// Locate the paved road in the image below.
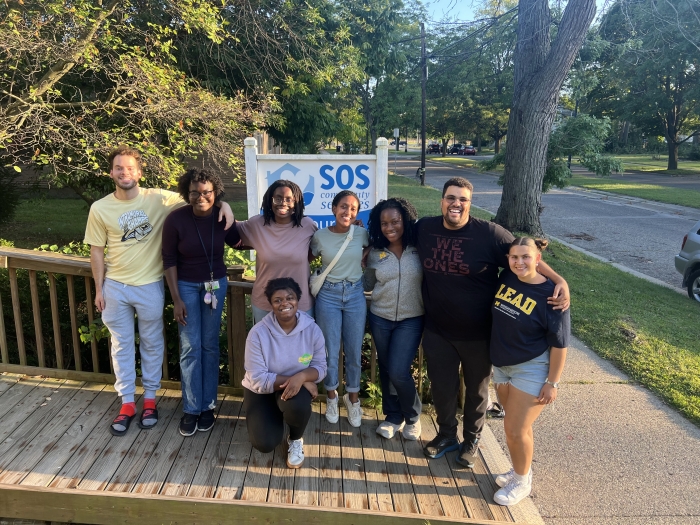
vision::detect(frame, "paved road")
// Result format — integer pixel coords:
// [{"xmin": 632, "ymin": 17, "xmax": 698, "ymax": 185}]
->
[{"xmin": 390, "ymin": 155, "xmax": 700, "ymax": 290}]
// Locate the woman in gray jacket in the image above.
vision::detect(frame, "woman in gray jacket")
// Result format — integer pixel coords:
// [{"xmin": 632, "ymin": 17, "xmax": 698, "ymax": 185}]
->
[{"xmin": 365, "ymin": 198, "xmax": 424, "ymax": 440}]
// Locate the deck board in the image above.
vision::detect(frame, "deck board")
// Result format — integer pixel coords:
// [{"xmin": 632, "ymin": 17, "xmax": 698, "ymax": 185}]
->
[
  {"xmin": 319, "ymin": 399, "xmax": 344, "ymax": 508},
  {"xmin": 339, "ymin": 405, "xmax": 369, "ymax": 510},
  {"xmin": 188, "ymin": 396, "xmax": 243, "ymax": 498},
  {"xmin": 0, "ymin": 380, "xmax": 518, "ymax": 524},
  {"xmin": 0, "ymin": 383, "xmax": 104, "ymax": 485},
  {"xmin": 359, "ymin": 409, "xmax": 393, "ymax": 512},
  {"xmin": 105, "ymin": 394, "xmax": 181, "ymax": 493},
  {"xmin": 131, "ymin": 392, "xmax": 184, "ymax": 495},
  {"xmin": 400, "ymin": 416, "xmax": 445, "ymax": 517},
  {"xmin": 292, "ymin": 401, "xmax": 321, "ymax": 506},
  {"xmin": 214, "ymin": 400, "xmax": 252, "ymax": 500},
  {"xmin": 419, "ymin": 412, "xmax": 470, "ymax": 519},
  {"xmin": 160, "ymin": 398, "xmax": 226, "ymax": 497},
  {"xmin": 21, "ymin": 387, "xmax": 118, "ymax": 487},
  {"xmin": 379, "ymin": 409, "xmax": 420, "ymax": 515}
]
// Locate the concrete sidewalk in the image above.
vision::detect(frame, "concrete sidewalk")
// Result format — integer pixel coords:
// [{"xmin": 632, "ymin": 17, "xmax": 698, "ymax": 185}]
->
[{"xmin": 487, "ymin": 335, "xmax": 700, "ymax": 524}]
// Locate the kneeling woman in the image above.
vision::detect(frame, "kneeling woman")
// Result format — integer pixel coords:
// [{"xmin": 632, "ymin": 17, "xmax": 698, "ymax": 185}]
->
[
  {"xmin": 242, "ymin": 278, "xmax": 327, "ymax": 468},
  {"xmin": 490, "ymin": 237, "xmax": 570, "ymax": 506}
]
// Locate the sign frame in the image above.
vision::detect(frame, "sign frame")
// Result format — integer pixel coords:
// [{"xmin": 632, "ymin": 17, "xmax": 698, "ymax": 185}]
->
[{"xmin": 244, "ymin": 138, "xmax": 389, "ymax": 228}]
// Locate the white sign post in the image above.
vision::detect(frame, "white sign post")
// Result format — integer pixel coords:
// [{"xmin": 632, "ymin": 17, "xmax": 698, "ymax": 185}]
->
[{"xmin": 244, "ymin": 138, "xmax": 389, "ymax": 228}]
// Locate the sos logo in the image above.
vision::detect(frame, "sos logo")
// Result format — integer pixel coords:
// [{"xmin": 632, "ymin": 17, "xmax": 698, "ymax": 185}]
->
[{"xmin": 319, "ymin": 164, "xmax": 370, "ymax": 190}]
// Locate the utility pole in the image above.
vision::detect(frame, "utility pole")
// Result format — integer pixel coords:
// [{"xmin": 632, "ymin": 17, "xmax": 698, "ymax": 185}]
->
[{"xmin": 419, "ymin": 22, "xmax": 427, "ymax": 185}]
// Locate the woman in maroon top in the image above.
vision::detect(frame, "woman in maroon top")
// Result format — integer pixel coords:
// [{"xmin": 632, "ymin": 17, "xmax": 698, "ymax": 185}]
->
[{"xmin": 162, "ymin": 169, "xmax": 240, "ymax": 437}]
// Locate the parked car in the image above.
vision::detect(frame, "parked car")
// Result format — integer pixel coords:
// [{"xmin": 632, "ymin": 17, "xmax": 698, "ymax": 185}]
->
[
  {"xmin": 460, "ymin": 145, "xmax": 476, "ymax": 155},
  {"xmin": 427, "ymin": 143, "xmax": 442, "ymax": 154},
  {"xmin": 390, "ymin": 140, "xmax": 407, "ymax": 146},
  {"xmin": 675, "ymin": 219, "xmax": 700, "ymax": 302},
  {"xmin": 448, "ymin": 143, "xmax": 463, "ymax": 154}
]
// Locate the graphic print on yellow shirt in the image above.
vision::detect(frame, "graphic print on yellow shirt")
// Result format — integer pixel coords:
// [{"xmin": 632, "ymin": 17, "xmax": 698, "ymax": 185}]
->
[
  {"xmin": 84, "ymin": 188, "xmax": 184, "ymax": 286},
  {"xmin": 118, "ymin": 209, "xmax": 153, "ymax": 242}
]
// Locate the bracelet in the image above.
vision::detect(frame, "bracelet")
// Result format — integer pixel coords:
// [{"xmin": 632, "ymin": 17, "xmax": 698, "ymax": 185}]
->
[{"xmin": 545, "ymin": 378, "xmax": 559, "ymax": 388}]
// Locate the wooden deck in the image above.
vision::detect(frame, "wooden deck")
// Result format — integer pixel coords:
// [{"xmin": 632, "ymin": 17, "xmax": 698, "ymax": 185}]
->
[{"xmin": 0, "ymin": 373, "xmax": 521, "ymax": 525}]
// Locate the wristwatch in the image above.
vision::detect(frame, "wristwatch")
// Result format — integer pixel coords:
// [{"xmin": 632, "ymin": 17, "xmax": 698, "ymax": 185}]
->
[{"xmin": 545, "ymin": 379, "xmax": 559, "ymax": 388}]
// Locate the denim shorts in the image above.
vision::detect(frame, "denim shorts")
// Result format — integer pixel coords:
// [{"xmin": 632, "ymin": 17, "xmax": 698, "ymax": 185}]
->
[{"xmin": 492, "ymin": 351, "xmax": 550, "ymax": 398}]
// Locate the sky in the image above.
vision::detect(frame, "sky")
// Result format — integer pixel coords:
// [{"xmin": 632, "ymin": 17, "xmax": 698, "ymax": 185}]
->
[{"xmin": 422, "ymin": 0, "xmax": 610, "ymax": 28}]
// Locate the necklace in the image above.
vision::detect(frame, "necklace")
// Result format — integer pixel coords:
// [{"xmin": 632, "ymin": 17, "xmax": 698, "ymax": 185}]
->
[{"xmin": 192, "ymin": 211, "xmax": 217, "ymax": 311}]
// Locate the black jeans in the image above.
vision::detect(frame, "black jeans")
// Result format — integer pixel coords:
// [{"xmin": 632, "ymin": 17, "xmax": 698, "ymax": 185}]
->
[
  {"xmin": 422, "ymin": 329, "xmax": 491, "ymax": 441},
  {"xmin": 243, "ymin": 387, "xmax": 312, "ymax": 453}
]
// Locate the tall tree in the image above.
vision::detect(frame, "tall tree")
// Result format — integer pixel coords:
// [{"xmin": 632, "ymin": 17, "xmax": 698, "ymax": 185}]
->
[
  {"xmin": 598, "ymin": 0, "xmax": 700, "ymax": 170},
  {"xmin": 495, "ymin": 0, "xmax": 596, "ymax": 235}
]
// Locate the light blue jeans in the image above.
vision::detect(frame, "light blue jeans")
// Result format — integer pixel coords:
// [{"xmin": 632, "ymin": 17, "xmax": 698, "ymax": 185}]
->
[
  {"xmin": 314, "ymin": 279, "xmax": 366, "ymax": 393},
  {"xmin": 493, "ymin": 350, "xmax": 550, "ymax": 398},
  {"xmin": 178, "ymin": 277, "xmax": 227, "ymax": 415}
]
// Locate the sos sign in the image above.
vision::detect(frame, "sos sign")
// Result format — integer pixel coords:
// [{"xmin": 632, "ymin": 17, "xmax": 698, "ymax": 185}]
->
[{"xmin": 245, "ymin": 140, "xmax": 389, "ymax": 230}]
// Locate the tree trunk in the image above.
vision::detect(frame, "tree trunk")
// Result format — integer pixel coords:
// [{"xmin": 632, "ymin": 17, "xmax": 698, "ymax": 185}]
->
[
  {"xmin": 668, "ymin": 141, "xmax": 679, "ymax": 170},
  {"xmin": 620, "ymin": 121, "xmax": 630, "ymax": 145},
  {"xmin": 477, "ymin": 135, "xmax": 482, "ymax": 152},
  {"xmin": 494, "ymin": 137, "xmax": 501, "ymax": 154},
  {"xmin": 495, "ymin": 0, "xmax": 596, "ymax": 235}
]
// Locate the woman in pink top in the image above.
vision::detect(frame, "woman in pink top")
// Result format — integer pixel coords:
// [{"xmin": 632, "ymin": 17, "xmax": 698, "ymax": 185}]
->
[{"xmin": 236, "ymin": 180, "xmax": 317, "ymax": 322}]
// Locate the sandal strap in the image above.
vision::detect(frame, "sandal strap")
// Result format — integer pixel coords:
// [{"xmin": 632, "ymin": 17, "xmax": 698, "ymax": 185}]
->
[{"xmin": 113, "ymin": 414, "xmax": 132, "ymax": 424}]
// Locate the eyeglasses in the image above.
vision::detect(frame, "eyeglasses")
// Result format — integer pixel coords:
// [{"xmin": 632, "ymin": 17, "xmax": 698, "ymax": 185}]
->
[
  {"xmin": 272, "ymin": 196, "xmax": 295, "ymax": 205},
  {"xmin": 189, "ymin": 190, "xmax": 214, "ymax": 199},
  {"xmin": 443, "ymin": 195, "xmax": 471, "ymax": 204}
]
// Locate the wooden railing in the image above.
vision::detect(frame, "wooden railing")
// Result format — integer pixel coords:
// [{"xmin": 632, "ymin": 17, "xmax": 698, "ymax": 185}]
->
[{"xmin": 0, "ymin": 247, "xmax": 428, "ymax": 399}]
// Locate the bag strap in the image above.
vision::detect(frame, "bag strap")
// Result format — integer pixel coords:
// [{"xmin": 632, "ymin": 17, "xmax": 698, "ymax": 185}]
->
[{"xmin": 317, "ymin": 225, "xmax": 355, "ymax": 281}]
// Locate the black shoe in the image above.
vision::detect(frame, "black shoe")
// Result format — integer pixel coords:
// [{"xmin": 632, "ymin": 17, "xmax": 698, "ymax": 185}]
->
[
  {"xmin": 456, "ymin": 438, "xmax": 479, "ymax": 468},
  {"xmin": 423, "ymin": 435, "xmax": 460, "ymax": 459},
  {"xmin": 179, "ymin": 414, "xmax": 198, "ymax": 437},
  {"xmin": 198, "ymin": 409, "xmax": 216, "ymax": 432}
]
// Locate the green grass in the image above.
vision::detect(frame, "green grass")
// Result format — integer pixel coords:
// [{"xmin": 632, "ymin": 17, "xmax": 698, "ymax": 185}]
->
[
  {"xmin": 569, "ymin": 175, "xmax": 700, "ymax": 209},
  {"xmin": 542, "ymin": 241, "xmax": 700, "ymax": 425},
  {"xmin": 573, "ymin": 154, "xmax": 700, "ymax": 176},
  {"xmin": 387, "ymin": 174, "xmax": 493, "ymax": 221},
  {"xmin": 427, "ymin": 156, "xmax": 481, "ymax": 169},
  {"xmin": 0, "ymin": 198, "xmax": 90, "ymax": 248}
]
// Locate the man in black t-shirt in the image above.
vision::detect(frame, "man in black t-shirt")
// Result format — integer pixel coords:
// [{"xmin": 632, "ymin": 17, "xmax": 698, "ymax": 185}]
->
[{"xmin": 415, "ymin": 177, "xmax": 569, "ymax": 468}]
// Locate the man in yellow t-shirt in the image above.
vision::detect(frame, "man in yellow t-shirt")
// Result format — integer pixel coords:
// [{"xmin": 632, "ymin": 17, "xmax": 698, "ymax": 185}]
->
[{"xmin": 84, "ymin": 145, "xmax": 233, "ymax": 436}]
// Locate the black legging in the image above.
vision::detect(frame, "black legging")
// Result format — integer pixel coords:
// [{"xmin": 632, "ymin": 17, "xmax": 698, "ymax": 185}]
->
[{"xmin": 243, "ymin": 387, "xmax": 312, "ymax": 453}]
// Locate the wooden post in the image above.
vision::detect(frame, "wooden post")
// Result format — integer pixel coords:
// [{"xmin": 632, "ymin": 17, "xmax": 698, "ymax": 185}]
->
[
  {"xmin": 28, "ymin": 270, "xmax": 46, "ymax": 368},
  {"xmin": 227, "ymin": 266, "xmax": 246, "ymax": 388},
  {"xmin": 85, "ymin": 277, "xmax": 100, "ymax": 373},
  {"xmin": 417, "ymin": 341, "xmax": 424, "ymax": 400},
  {"xmin": 162, "ymin": 325, "xmax": 169, "ymax": 380},
  {"xmin": 66, "ymin": 275, "xmax": 81, "ymax": 371},
  {"xmin": 48, "ymin": 273, "xmax": 64, "ymax": 369},
  {"xmin": 8, "ymin": 268, "xmax": 26, "ymax": 365},
  {"xmin": 0, "ymin": 288, "xmax": 8, "ymax": 364}
]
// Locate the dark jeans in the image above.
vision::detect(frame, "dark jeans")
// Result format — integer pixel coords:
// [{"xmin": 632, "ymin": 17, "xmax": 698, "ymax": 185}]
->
[
  {"xmin": 243, "ymin": 387, "xmax": 312, "ymax": 453},
  {"xmin": 422, "ymin": 329, "xmax": 491, "ymax": 441},
  {"xmin": 369, "ymin": 312, "xmax": 423, "ymax": 426}
]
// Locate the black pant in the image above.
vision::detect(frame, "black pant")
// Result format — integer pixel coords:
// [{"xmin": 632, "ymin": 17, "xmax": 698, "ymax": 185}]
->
[
  {"xmin": 243, "ymin": 387, "xmax": 312, "ymax": 453},
  {"xmin": 422, "ymin": 329, "xmax": 491, "ymax": 441}
]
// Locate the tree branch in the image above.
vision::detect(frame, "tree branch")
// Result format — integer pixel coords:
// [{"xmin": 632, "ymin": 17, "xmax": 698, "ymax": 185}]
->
[{"xmin": 7, "ymin": 0, "xmax": 120, "ymax": 115}]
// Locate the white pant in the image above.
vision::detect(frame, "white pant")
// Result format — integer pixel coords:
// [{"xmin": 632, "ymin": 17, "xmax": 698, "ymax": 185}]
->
[{"xmin": 101, "ymin": 278, "xmax": 165, "ymax": 403}]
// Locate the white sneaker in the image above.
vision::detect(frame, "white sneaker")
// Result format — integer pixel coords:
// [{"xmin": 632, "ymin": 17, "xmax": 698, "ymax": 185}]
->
[
  {"xmin": 495, "ymin": 468, "xmax": 532, "ymax": 488},
  {"xmin": 402, "ymin": 420, "xmax": 422, "ymax": 441},
  {"xmin": 343, "ymin": 393, "xmax": 363, "ymax": 427},
  {"xmin": 376, "ymin": 420, "xmax": 404, "ymax": 439},
  {"xmin": 325, "ymin": 396, "xmax": 339, "ymax": 424},
  {"xmin": 287, "ymin": 437, "xmax": 304, "ymax": 469},
  {"xmin": 493, "ymin": 476, "xmax": 532, "ymax": 506}
]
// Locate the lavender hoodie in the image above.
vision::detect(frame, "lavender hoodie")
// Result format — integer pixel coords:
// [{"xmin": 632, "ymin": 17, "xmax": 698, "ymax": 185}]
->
[{"xmin": 242, "ymin": 311, "xmax": 327, "ymax": 394}]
